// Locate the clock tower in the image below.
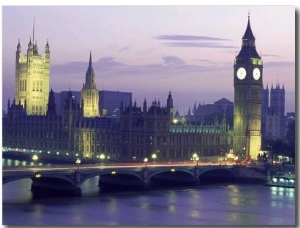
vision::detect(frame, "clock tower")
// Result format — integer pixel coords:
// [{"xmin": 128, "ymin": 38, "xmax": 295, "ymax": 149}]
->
[{"xmin": 233, "ymin": 15, "xmax": 263, "ymax": 159}]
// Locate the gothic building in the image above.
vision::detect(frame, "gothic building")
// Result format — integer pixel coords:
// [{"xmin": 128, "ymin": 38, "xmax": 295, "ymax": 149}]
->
[
  {"xmin": 262, "ymin": 83, "xmax": 286, "ymax": 140},
  {"xmin": 15, "ymin": 27, "xmax": 50, "ymax": 115},
  {"xmin": 4, "ymin": 15, "xmax": 280, "ymax": 162},
  {"xmin": 233, "ymin": 15, "xmax": 263, "ymax": 159},
  {"xmin": 185, "ymin": 98, "xmax": 234, "ymax": 126},
  {"xmin": 80, "ymin": 52, "xmax": 100, "ymax": 117},
  {"xmin": 3, "ymin": 89, "xmax": 233, "ymax": 162},
  {"xmin": 119, "ymin": 92, "xmax": 233, "ymax": 162}
]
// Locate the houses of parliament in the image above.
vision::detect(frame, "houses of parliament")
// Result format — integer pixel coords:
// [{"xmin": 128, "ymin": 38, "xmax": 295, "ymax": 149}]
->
[{"xmin": 2, "ymin": 16, "xmax": 286, "ymax": 162}]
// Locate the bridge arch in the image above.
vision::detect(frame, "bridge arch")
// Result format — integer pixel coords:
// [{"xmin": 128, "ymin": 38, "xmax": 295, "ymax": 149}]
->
[
  {"xmin": 80, "ymin": 170, "xmax": 144, "ymax": 186},
  {"xmin": 197, "ymin": 168, "xmax": 236, "ymax": 184},
  {"xmin": 147, "ymin": 169, "xmax": 194, "ymax": 180},
  {"xmin": 147, "ymin": 168, "xmax": 196, "ymax": 186},
  {"xmin": 32, "ymin": 174, "xmax": 75, "ymax": 185}
]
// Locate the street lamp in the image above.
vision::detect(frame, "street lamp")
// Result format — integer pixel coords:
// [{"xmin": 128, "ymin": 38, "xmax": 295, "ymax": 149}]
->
[
  {"xmin": 133, "ymin": 156, "xmax": 136, "ymax": 163},
  {"xmin": 32, "ymin": 154, "xmax": 38, "ymax": 166},
  {"xmin": 99, "ymin": 153, "xmax": 105, "ymax": 164},
  {"xmin": 151, "ymin": 153, "xmax": 157, "ymax": 163},
  {"xmin": 192, "ymin": 153, "xmax": 199, "ymax": 166},
  {"xmin": 144, "ymin": 157, "xmax": 148, "ymax": 167},
  {"xmin": 192, "ymin": 153, "xmax": 197, "ymax": 161},
  {"xmin": 76, "ymin": 158, "xmax": 81, "ymax": 170}
]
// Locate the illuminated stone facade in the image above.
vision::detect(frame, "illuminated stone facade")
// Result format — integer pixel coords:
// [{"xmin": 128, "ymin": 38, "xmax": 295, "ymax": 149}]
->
[
  {"xmin": 15, "ymin": 36, "xmax": 50, "ymax": 115},
  {"xmin": 233, "ymin": 16, "xmax": 262, "ymax": 159},
  {"xmin": 81, "ymin": 52, "xmax": 100, "ymax": 118},
  {"xmin": 119, "ymin": 94, "xmax": 233, "ymax": 162},
  {"xmin": 3, "ymin": 91, "xmax": 233, "ymax": 162}
]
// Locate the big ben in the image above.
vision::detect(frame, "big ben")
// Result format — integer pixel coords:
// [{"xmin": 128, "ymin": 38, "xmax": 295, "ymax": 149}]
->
[{"xmin": 233, "ymin": 14, "xmax": 262, "ymax": 159}]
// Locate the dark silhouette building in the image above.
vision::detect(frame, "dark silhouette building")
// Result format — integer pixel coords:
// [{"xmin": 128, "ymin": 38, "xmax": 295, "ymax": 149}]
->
[{"xmin": 261, "ymin": 84, "xmax": 286, "ymax": 140}]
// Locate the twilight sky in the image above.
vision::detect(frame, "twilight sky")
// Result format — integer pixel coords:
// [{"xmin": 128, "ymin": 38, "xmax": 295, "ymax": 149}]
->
[{"xmin": 1, "ymin": 4, "xmax": 295, "ymax": 115}]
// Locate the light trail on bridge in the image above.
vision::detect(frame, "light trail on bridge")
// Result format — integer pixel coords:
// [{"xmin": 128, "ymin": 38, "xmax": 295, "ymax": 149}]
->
[{"xmin": 2, "ymin": 161, "xmax": 236, "ymax": 175}]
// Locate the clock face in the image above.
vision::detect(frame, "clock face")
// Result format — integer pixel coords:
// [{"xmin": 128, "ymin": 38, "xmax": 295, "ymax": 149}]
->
[
  {"xmin": 236, "ymin": 67, "xmax": 246, "ymax": 80},
  {"xmin": 253, "ymin": 68, "xmax": 261, "ymax": 80}
]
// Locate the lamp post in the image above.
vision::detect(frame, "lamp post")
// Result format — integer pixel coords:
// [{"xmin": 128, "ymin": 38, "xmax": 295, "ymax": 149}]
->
[
  {"xmin": 100, "ymin": 153, "xmax": 105, "ymax": 164},
  {"xmin": 32, "ymin": 154, "xmax": 38, "ymax": 166},
  {"xmin": 133, "ymin": 156, "xmax": 136, "ymax": 163},
  {"xmin": 192, "ymin": 153, "xmax": 199, "ymax": 166},
  {"xmin": 144, "ymin": 157, "xmax": 148, "ymax": 168},
  {"xmin": 195, "ymin": 156, "xmax": 199, "ymax": 166},
  {"xmin": 76, "ymin": 158, "xmax": 81, "ymax": 170},
  {"xmin": 151, "ymin": 153, "xmax": 157, "ymax": 163}
]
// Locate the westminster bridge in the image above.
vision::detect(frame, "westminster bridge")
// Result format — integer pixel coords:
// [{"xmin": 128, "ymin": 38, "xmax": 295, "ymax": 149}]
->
[{"xmin": 2, "ymin": 163, "xmax": 267, "ymax": 197}]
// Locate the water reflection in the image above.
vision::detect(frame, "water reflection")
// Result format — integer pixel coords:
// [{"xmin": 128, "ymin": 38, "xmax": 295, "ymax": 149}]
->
[
  {"xmin": 2, "ymin": 160, "xmax": 296, "ymax": 226},
  {"xmin": 3, "ymin": 158, "xmax": 31, "ymax": 167}
]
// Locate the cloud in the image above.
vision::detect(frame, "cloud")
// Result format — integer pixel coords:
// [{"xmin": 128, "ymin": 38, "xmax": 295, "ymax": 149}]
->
[
  {"xmin": 162, "ymin": 56, "xmax": 185, "ymax": 65},
  {"xmin": 262, "ymin": 54, "xmax": 283, "ymax": 58},
  {"xmin": 264, "ymin": 61, "xmax": 295, "ymax": 68},
  {"xmin": 119, "ymin": 46, "xmax": 131, "ymax": 52},
  {"xmin": 154, "ymin": 34, "xmax": 237, "ymax": 49},
  {"xmin": 193, "ymin": 59, "xmax": 211, "ymax": 62},
  {"xmin": 49, "ymin": 55, "xmax": 231, "ymax": 93},
  {"xmin": 138, "ymin": 48, "xmax": 156, "ymax": 55},
  {"xmin": 154, "ymin": 35, "xmax": 230, "ymax": 41},
  {"xmin": 164, "ymin": 42, "xmax": 237, "ymax": 49}
]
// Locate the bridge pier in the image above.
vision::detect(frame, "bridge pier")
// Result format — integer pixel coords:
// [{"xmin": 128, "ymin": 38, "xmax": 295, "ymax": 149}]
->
[
  {"xmin": 194, "ymin": 166, "xmax": 200, "ymax": 185},
  {"xmin": 73, "ymin": 170, "xmax": 82, "ymax": 196},
  {"xmin": 142, "ymin": 167, "xmax": 149, "ymax": 189},
  {"xmin": 30, "ymin": 170, "xmax": 83, "ymax": 197}
]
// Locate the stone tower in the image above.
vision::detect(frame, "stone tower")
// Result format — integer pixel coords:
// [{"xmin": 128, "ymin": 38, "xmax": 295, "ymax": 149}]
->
[
  {"xmin": 233, "ymin": 14, "xmax": 263, "ymax": 159},
  {"xmin": 80, "ymin": 52, "xmax": 100, "ymax": 117},
  {"xmin": 15, "ymin": 22, "xmax": 50, "ymax": 115}
]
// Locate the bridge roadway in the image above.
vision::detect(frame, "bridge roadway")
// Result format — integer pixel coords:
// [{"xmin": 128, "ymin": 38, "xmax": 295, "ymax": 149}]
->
[{"xmin": 2, "ymin": 162, "xmax": 265, "ymax": 197}]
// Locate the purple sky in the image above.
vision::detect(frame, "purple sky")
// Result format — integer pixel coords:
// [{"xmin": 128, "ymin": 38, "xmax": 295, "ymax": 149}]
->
[{"xmin": 1, "ymin": 4, "xmax": 295, "ymax": 115}]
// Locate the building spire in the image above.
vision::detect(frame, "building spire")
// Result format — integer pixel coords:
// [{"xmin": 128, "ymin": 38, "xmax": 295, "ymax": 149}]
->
[
  {"xmin": 242, "ymin": 13, "xmax": 255, "ymax": 41},
  {"xmin": 84, "ymin": 51, "xmax": 95, "ymax": 88},
  {"xmin": 236, "ymin": 13, "xmax": 260, "ymax": 59},
  {"xmin": 89, "ymin": 51, "xmax": 92, "ymax": 69},
  {"xmin": 33, "ymin": 17, "xmax": 35, "ymax": 42}
]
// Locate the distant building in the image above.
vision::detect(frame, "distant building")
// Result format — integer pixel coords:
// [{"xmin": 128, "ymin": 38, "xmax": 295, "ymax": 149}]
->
[
  {"xmin": 286, "ymin": 112, "xmax": 295, "ymax": 123},
  {"xmin": 185, "ymin": 98, "xmax": 233, "ymax": 126},
  {"xmin": 54, "ymin": 90, "xmax": 132, "ymax": 118},
  {"xmin": 54, "ymin": 91, "xmax": 81, "ymax": 115},
  {"xmin": 99, "ymin": 90, "xmax": 132, "ymax": 117},
  {"xmin": 262, "ymin": 84, "xmax": 286, "ymax": 140}
]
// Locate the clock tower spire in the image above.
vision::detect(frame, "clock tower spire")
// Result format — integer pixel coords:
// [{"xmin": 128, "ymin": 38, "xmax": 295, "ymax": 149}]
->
[{"xmin": 233, "ymin": 14, "xmax": 263, "ymax": 159}]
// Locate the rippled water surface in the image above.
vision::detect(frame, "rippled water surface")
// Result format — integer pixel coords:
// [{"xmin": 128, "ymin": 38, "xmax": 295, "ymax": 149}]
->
[{"xmin": 2, "ymin": 176, "xmax": 296, "ymax": 226}]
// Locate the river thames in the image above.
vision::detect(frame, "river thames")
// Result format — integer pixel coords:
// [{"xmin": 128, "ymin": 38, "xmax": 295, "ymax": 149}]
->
[{"xmin": 2, "ymin": 159, "xmax": 296, "ymax": 226}]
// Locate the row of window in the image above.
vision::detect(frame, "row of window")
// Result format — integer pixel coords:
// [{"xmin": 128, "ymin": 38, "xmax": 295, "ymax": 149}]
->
[{"xmin": 32, "ymin": 80, "xmax": 43, "ymax": 92}]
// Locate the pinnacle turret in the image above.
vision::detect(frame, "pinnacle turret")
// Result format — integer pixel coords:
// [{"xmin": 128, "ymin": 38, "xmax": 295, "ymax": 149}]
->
[
  {"xmin": 242, "ymin": 14, "xmax": 255, "ymax": 41},
  {"xmin": 236, "ymin": 14, "xmax": 260, "ymax": 59},
  {"xmin": 84, "ymin": 51, "xmax": 95, "ymax": 87}
]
